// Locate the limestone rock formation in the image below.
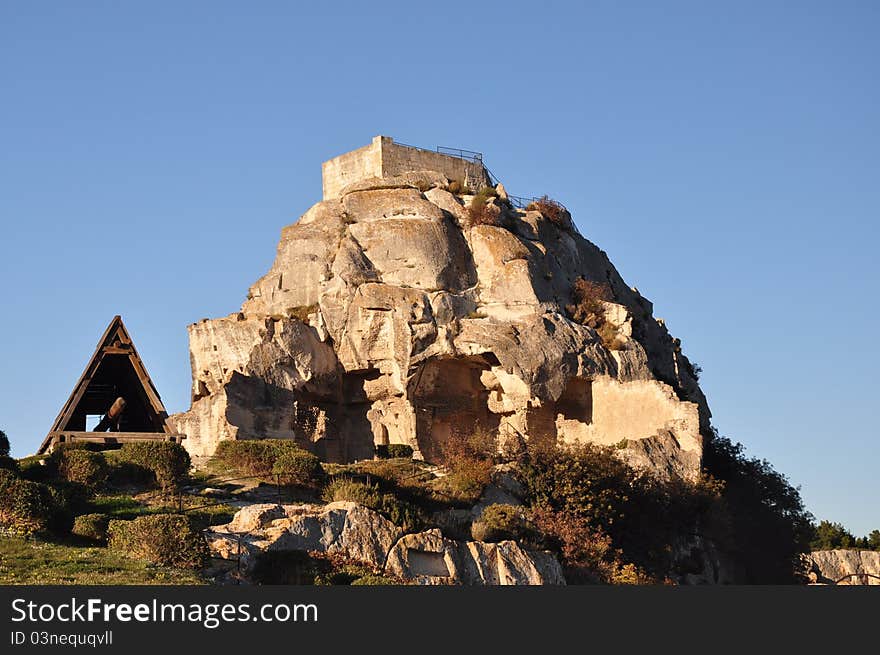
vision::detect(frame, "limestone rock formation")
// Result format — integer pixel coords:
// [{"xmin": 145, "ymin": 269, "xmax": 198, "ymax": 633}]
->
[
  {"xmin": 804, "ymin": 550, "xmax": 880, "ymax": 585},
  {"xmin": 170, "ymin": 139, "xmax": 710, "ymax": 479},
  {"xmin": 208, "ymin": 502, "xmax": 402, "ymax": 572},
  {"xmin": 207, "ymin": 502, "xmax": 563, "ymax": 585},
  {"xmin": 384, "ymin": 528, "xmax": 564, "ymax": 585}
]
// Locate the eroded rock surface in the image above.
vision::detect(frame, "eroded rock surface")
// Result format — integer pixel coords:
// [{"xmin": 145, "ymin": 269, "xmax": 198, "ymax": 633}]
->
[
  {"xmin": 171, "ymin": 161, "xmax": 710, "ymax": 478},
  {"xmin": 207, "ymin": 502, "xmax": 563, "ymax": 585},
  {"xmin": 804, "ymin": 550, "xmax": 880, "ymax": 585}
]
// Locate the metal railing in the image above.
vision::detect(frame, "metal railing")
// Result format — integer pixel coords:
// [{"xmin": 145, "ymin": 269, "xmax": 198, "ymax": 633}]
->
[
  {"xmin": 392, "ymin": 140, "xmax": 484, "ymax": 164},
  {"xmin": 437, "ymin": 146, "xmax": 483, "ymax": 162},
  {"xmin": 388, "ymin": 142, "xmax": 568, "ymax": 213}
]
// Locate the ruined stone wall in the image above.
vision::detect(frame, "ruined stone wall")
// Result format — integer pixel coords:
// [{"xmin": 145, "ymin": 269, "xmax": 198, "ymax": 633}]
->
[
  {"xmin": 321, "ymin": 139, "xmax": 382, "ymax": 199},
  {"xmin": 377, "ymin": 138, "xmax": 490, "ymax": 191},
  {"xmin": 321, "ymin": 136, "xmax": 491, "ymax": 200}
]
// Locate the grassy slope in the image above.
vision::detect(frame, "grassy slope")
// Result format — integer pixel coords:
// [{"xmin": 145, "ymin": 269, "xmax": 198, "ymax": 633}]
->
[{"xmin": 0, "ymin": 537, "xmax": 205, "ymax": 585}]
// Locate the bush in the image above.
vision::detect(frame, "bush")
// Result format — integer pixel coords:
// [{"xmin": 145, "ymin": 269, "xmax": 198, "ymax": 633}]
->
[
  {"xmin": 117, "ymin": 442, "xmax": 190, "ymax": 490},
  {"xmin": 520, "ymin": 441, "xmax": 722, "ymax": 577},
  {"xmin": 437, "ymin": 427, "xmax": 497, "ymax": 503},
  {"xmin": 322, "ymin": 478, "xmax": 422, "ymax": 531},
  {"xmin": 377, "ymin": 494, "xmax": 422, "ymax": 532},
  {"xmin": 526, "ymin": 195, "xmax": 570, "ymax": 229},
  {"xmin": 272, "ymin": 449, "xmax": 323, "ymax": 486},
  {"xmin": 0, "ymin": 469, "xmax": 57, "ymax": 536},
  {"xmin": 55, "ymin": 449, "xmax": 109, "ymax": 491},
  {"xmin": 468, "ymin": 187, "xmax": 504, "ymax": 227},
  {"xmin": 322, "ymin": 478, "xmax": 383, "ymax": 508},
  {"xmin": 596, "ymin": 322, "xmax": 626, "ymax": 350},
  {"xmin": 471, "ymin": 503, "xmax": 532, "ymax": 543},
  {"xmin": 47, "ymin": 481, "xmax": 92, "ymax": 532},
  {"xmin": 72, "ymin": 513, "xmax": 110, "ymax": 543},
  {"xmin": 213, "ymin": 439, "xmax": 307, "ymax": 478},
  {"xmin": 351, "ymin": 575, "xmax": 400, "ymax": 585},
  {"xmin": 531, "ymin": 507, "xmax": 655, "ymax": 584},
  {"xmin": 380, "ymin": 444, "xmax": 414, "ymax": 459},
  {"xmin": 566, "ymin": 277, "xmax": 611, "ymax": 329},
  {"xmin": 447, "ymin": 180, "xmax": 470, "ymax": 195},
  {"xmin": 108, "ymin": 514, "xmax": 209, "ymax": 568},
  {"xmin": 0, "ymin": 428, "xmax": 9, "ymax": 457},
  {"xmin": 287, "ymin": 304, "xmax": 318, "ymax": 323},
  {"xmin": 0, "ymin": 455, "xmax": 19, "ymax": 473}
]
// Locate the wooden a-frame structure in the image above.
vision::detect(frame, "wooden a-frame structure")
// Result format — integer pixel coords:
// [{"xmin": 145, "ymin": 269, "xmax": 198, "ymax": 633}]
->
[{"xmin": 38, "ymin": 316, "xmax": 183, "ymax": 454}]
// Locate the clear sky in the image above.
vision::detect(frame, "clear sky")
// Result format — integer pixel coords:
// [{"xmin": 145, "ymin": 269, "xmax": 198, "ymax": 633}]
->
[{"xmin": 1, "ymin": 1, "xmax": 877, "ymax": 536}]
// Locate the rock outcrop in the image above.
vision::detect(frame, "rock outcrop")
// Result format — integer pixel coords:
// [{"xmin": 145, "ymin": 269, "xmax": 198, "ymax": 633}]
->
[
  {"xmin": 171, "ymin": 140, "xmax": 710, "ymax": 479},
  {"xmin": 804, "ymin": 550, "xmax": 880, "ymax": 585},
  {"xmin": 207, "ymin": 502, "xmax": 563, "ymax": 585},
  {"xmin": 384, "ymin": 528, "xmax": 564, "ymax": 585}
]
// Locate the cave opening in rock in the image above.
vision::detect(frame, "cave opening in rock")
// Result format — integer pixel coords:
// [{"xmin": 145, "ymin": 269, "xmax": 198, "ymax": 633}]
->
[
  {"xmin": 409, "ymin": 356, "xmax": 500, "ymax": 462},
  {"xmin": 556, "ymin": 377, "xmax": 593, "ymax": 424}
]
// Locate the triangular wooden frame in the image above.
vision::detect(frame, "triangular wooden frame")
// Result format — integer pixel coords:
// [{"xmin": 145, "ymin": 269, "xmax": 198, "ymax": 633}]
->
[{"xmin": 38, "ymin": 316, "xmax": 174, "ymax": 454}]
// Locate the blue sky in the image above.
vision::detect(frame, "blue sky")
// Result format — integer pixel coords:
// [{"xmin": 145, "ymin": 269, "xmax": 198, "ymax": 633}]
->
[{"xmin": 1, "ymin": 1, "xmax": 877, "ymax": 536}]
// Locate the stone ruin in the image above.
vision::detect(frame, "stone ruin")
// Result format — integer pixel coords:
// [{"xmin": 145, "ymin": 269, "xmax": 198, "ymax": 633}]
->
[{"xmin": 170, "ymin": 136, "xmax": 710, "ymax": 479}]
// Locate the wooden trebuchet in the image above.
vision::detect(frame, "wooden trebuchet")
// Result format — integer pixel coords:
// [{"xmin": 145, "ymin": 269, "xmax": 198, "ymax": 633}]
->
[{"xmin": 94, "ymin": 397, "xmax": 126, "ymax": 432}]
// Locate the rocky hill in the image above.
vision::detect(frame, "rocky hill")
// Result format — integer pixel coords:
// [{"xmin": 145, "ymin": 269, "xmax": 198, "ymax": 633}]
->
[
  {"xmin": 805, "ymin": 550, "xmax": 880, "ymax": 585},
  {"xmin": 170, "ymin": 141, "xmax": 710, "ymax": 481}
]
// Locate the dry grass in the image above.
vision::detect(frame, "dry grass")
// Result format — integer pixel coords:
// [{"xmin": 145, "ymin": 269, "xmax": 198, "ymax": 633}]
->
[{"xmin": 526, "ymin": 195, "xmax": 569, "ymax": 228}]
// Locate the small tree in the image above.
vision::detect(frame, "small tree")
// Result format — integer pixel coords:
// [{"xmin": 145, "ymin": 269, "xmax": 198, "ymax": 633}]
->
[
  {"xmin": 0, "ymin": 429, "xmax": 9, "ymax": 457},
  {"xmin": 810, "ymin": 520, "xmax": 856, "ymax": 550}
]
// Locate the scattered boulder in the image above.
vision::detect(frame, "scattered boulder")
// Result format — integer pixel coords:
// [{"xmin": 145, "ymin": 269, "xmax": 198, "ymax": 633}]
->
[
  {"xmin": 384, "ymin": 528, "xmax": 564, "ymax": 586},
  {"xmin": 208, "ymin": 502, "xmax": 564, "ymax": 586}
]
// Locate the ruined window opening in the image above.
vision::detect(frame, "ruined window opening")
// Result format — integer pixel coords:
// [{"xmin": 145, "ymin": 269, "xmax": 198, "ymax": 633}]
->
[{"xmin": 556, "ymin": 378, "xmax": 593, "ymax": 424}]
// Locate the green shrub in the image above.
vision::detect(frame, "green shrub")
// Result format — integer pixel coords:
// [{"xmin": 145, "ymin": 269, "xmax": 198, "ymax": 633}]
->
[
  {"xmin": 117, "ymin": 442, "xmax": 190, "ymax": 490},
  {"xmin": 47, "ymin": 481, "xmax": 91, "ymax": 532},
  {"xmin": 383, "ymin": 444, "xmax": 414, "ymax": 459},
  {"xmin": 72, "ymin": 513, "xmax": 110, "ymax": 543},
  {"xmin": 468, "ymin": 187, "xmax": 504, "ymax": 227},
  {"xmin": 322, "ymin": 478, "xmax": 383, "ymax": 508},
  {"xmin": 56, "ymin": 449, "xmax": 109, "ymax": 491},
  {"xmin": 378, "ymin": 494, "xmax": 422, "ymax": 532},
  {"xmin": 108, "ymin": 514, "xmax": 209, "ymax": 568},
  {"xmin": 471, "ymin": 503, "xmax": 531, "ymax": 542},
  {"xmin": 322, "ymin": 478, "xmax": 422, "ymax": 530},
  {"xmin": 272, "ymin": 449, "xmax": 322, "ymax": 486},
  {"xmin": 0, "ymin": 428, "xmax": 9, "ymax": 457},
  {"xmin": 213, "ymin": 439, "xmax": 307, "ymax": 478},
  {"xmin": 0, "ymin": 469, "xmax": 57, "ymax": 536},
  {"xmin": 351, "ymin": 575, "xmax": 401, "ymax": 585},
  {"xmin": 0, "ymin": 455, "xmax": 19, "ymax": 472}
]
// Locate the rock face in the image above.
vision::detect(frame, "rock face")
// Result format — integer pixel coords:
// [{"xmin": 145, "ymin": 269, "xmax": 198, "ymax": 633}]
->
[
  {"xmin": 384, "ymin": 528, "xmax": 564, "ymax": 585},
  {"xmin": 170, "ymin": 138, "xmax": 710, "ymax": 479},
  {"xmin": 804, "ymin": 550, "xmax": 880, "ymax": 585},
  {"xmin": 207, "ymin": 502, "xmax": 563, "ymax": 585}
]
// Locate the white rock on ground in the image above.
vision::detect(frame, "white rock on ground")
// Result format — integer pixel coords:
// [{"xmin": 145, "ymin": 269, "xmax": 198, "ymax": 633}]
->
[{"xmin": 207, "ymin": 502, "xmax": 564, "ymax": 586}]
